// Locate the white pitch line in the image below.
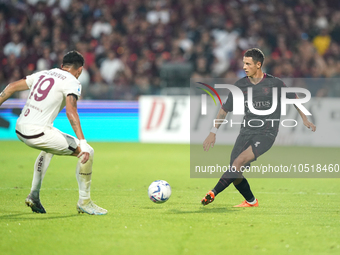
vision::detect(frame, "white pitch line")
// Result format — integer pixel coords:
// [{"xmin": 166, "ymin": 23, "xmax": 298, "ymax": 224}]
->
[{"xmin": 0, "ymin": 187, "xmax": 337, "ymax": 195}]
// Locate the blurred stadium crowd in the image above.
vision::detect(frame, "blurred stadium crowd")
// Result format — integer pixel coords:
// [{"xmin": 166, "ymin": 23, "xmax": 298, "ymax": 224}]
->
[{"xmin": 1, "ymin": 0, "xmax": 340, "ymax": 99}]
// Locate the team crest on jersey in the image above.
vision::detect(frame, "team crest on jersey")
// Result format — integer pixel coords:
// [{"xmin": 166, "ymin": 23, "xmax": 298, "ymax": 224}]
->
[{"xmin": 262, "ymin": 87, "xmax": 270, "ymax": 95}]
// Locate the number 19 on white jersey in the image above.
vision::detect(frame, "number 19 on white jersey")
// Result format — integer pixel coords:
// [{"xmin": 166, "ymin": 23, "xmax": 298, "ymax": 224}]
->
[{"xmin": 17, "ymin": 68, "xmax": 82, "ymax": 128}]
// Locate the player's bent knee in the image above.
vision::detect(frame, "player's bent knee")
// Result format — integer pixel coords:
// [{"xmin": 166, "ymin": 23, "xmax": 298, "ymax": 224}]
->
[
  {"xmin": 38, "ymin": 151, "xmax": 53, "ymax": 158},
  {"xmin": 39, "ymin": 151, "xmax": 47, "ymax": 156},
  {"xmin": 233, "ymin": 157, "xmax": 244, "ymax": 168},
  {"xmin": 233, "ymin": 156, "xmax": 249, "ymax": 169},
  {"xmin": 234, "ymin": 150, "xmax": 255, "ymax": 167}
]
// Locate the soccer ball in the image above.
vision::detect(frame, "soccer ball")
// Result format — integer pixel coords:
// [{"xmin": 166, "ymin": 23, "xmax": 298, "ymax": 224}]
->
[{"xmin": 148, "ymin": 180, "xmax": 171, "ymax": 203}]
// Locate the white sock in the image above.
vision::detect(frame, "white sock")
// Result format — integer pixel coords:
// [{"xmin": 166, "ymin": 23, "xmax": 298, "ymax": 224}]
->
[
  {"xmin": 247, "ymin": 198, "xmax": 257, "ymax": 205},
  {"xmin": 30, "ymin": 151, "xmax": 53, "ymax": 199},
  {"xmin": 76, "ymin": 148, "xmax": 94, "ymax": 204}
]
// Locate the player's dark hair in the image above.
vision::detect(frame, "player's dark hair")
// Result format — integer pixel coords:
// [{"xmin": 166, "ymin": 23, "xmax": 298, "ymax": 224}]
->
[
  {"xmin": 244, "ymin": 48, "xmax": 265, "ymax": 67},
  {"xmin": 62, "ymin": 51, "xmax": 84, "ymax": 69}
]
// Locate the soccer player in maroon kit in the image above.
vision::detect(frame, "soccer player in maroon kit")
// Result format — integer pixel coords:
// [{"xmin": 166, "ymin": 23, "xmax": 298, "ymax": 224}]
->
[{"xmin": 201, "ymin": 48, "xmax": 316, "ymax": 207}]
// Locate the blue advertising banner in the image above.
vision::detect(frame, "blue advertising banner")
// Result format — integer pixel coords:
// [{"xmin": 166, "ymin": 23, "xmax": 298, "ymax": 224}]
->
[{"xmin": 0, "ymin": 100, "xmax": 139, "ymax": 142}]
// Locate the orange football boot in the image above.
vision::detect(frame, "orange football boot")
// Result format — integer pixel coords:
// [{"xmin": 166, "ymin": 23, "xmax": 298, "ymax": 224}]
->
[
  {"xmin": 201, "ymin": 190, "xmax": 215, "ymax": 206},
  {"xmin": 233, "ymin": 199, "xmax": 259, "ymax": 207}
]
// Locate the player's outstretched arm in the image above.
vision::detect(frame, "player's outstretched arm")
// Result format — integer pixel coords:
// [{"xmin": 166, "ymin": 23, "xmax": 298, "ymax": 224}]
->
[
  {"xmin": 294, "ymin": 105, "xmax": 316, "ymax": 132},
  {"xmin": 0, "ymin": 79, "xmax": 29, "ymax": 106},
  {"xmin": 203, "ymin": 108, "xmax": 228, "ymax": 152},
  {"xmin": 66, "ymin": 94, "xmax": 91, "ymax": 163}
]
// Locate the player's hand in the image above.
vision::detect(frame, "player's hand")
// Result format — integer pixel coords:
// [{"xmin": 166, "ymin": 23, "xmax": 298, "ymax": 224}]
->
[
  {"xmin": 203, "ymin": 133, "xmax": 216, "ymax": 152},
  {"xmin": 303, "ymin": 118, "xmax": 316, "ymax": 132},
  {"xmin": 78, "ymin": 139, "xmax": 91, "ymax": 163}
]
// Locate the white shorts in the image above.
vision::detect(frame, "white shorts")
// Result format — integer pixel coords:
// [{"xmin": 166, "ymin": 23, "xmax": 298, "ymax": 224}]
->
[{"xmin": 16, "ymin": 124, "xmax": 79, "ymax": 155}]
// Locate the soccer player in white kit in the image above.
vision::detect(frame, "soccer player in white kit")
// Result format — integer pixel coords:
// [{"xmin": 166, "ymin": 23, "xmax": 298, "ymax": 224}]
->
[{"xmin": 0, "ymin": 51, "xmax": 107, "ymax": 215}]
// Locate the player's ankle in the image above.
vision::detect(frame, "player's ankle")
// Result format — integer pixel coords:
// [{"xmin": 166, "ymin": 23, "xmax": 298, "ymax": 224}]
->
[
  {"xmin": 30, "ymin": 191, "xmax": 40, "ymax": 200},
  {"xmin": 78, "ymin": 198, "xmax": 91, "ymax": 205},
  {"xmin": 247, "ymin": 198, "xmax": 257, "ymax": 205}
]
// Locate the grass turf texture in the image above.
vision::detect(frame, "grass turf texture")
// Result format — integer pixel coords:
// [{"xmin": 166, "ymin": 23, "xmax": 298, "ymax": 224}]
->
[{"xmin": 0, "ymin": 141, "xmax": 340, "ymax": 255}]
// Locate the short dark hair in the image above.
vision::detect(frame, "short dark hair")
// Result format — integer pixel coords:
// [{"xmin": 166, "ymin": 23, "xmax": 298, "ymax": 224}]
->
[
  {"xmin": 244, "ymin": 48, "xmax": 265, "ymax": 67},
  {"xmin": 62, "ymin": 51, "xmax": 84, "ymax": 69}
]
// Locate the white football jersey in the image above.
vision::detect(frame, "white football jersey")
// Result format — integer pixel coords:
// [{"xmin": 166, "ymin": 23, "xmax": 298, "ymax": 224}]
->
[{"xmin": 17, "ymin": 68, "xmax": 82, "ymax": 128}]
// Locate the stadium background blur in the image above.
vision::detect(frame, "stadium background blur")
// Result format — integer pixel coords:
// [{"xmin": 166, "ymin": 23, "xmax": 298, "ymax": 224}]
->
[
  {"xmin": 1, "ymin": 2, "xmax": 340, "ymax": 254},
  {"xmin": 1, "ymin": 0, "xmax": 340, "ymax": 100}
]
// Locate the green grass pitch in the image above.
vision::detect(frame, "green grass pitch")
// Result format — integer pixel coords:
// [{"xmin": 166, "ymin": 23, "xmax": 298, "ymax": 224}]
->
[{"xmin": 1, "ymin": 141, "xmax": 340, "ymax": 255}]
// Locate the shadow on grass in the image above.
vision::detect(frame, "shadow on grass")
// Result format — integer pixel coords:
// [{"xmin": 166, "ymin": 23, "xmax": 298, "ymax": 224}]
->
[
  {"xmin": 0, "ymin": 212, "xmax": 79, "ymax": 221},
  {"xmin": 167, "ymin": 207, "xmax": 237, "ymax": 214},
  {"xmin": 140, "ymin": 206, "xmax": 165, "ymax": 210}
]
